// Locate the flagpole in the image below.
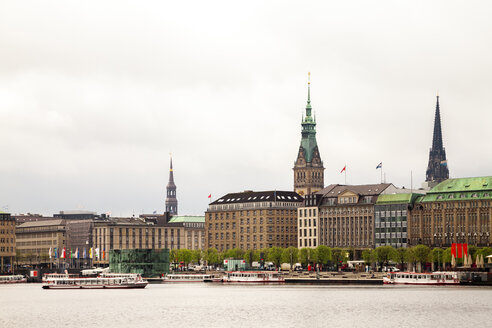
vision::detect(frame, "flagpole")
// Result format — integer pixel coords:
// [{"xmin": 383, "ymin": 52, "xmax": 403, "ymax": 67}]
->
[
  {"xmin": 380, "ymin": 164, "xmax": 383, "ymax": 184},
  {"xmin": 344, "ymin": 164, "xmax": 347, "ymax": 185}
]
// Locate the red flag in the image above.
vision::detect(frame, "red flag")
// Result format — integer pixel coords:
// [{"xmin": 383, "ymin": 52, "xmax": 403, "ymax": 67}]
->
[
  {"xmin": 457, "ymin": 243, "xmax": 463, "ymax": 259},
  {"xmin": 451, "ymin": 243, "xmax": 456, "ymax": 258},
  {"xmin": 463, "ymin": 243, "xmax": 468, "ymax": 257},
  {"xmin": 208, "ymin": 194, "xmax": 211, "ymax": 199},
  {"xmin": 340, "ymin": 166, "xmax": 346, "ymax": 173}
]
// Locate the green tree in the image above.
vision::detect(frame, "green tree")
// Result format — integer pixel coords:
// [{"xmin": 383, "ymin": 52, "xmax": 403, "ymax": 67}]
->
[
  {"xmin": 331, "ymin": 248, "xmax": 344, "ymax": 270},
  {"xmin": 281, "ymin": 247, "xmax": 299, "ymax": 268},
  {"xmin": 268, "ymin": 247, "xmax": 283, "ymax": 268},
  {"xmin": 299, "ymin": 248, "xmax": 312, "ymax": 266},
  {"xmin": 362, "ymin": 249, "xmax": 374, "ymax": 265},
  {"xmin": 243, "ymin": 250, "xmax": 260, "ymax": 265},
  {"xmin": 392, "ymin": 248, "xmax": 407, "ymax": 270},
  {"xmin": 442, "ymin": 247, "xmax": 452, "ymax": 268},
  {"xmin": 191, "ymin": 249, "xmax": 202, "ymax": 264},
  {"xmin": 224, "ymin": 248, "xmax": 244, "ymax": 260},
  {"xmin": 374, "ymin": 246, "xmax": 396, "ymax": 270},
  {"xmin": 412, "ymin": 245, "xmax": 431, "ymax": 272},
  {"xmin": 204, "ymin": 248, "xmax": 220, "ymax": 266},
  {"xmin": 178, "ymin": 249, "xmax": 193, "ymax": 266},
  {"xmin": 316, "ymin": 245, "xmax": 331, "ymax": 268},
  {"xmin": 431, "ymin": 248, "xmax": 444, "ymax": 270}
]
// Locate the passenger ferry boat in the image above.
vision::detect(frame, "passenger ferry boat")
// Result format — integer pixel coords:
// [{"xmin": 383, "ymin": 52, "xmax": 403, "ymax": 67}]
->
[
  {"xmin": 383, "ymin": 272, "xmax": 459, "ymax": 285},
  {"xmin": 0, "ymin": 275, "xmax": 27, "ymax": 284},
  {"xmin": 162, "ymin": 273, "xmax": 214, "ymax": 282},
  {"xmin": 216, "ymin": 271, "xmax": 285, "ymax": 283},
  {"xmin": 42, "ymin": 273, "xmax": 148, "ymax": 289}
]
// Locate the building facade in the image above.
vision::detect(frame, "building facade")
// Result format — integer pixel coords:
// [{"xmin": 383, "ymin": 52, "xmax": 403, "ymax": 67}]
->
[
  {"xmin": 409, "ymin": 177, "xmax": 492, "ymax": 247},
  {"xmin": 15, "ymin": 219, "xmax": 67, "ymax": 266},
  {"xmin": 293, "ymin": 74, "xmax": 324, "ymax": 196},
  {"xmin": 374, "ymin": 193, "xmax": 421, "ymax": 248},
  {"xmin": 425, "ymin": 95, "xmax": 449, "ymax": 188},
  {"xmin": 206, "ymin": 191, "xmax": 303, "ymax": 252},
  {"xmin": 92, "ymin": 217, "xmax": 187, "ymax": 265},
  {"xmin": 298, "ymin": 184, "xmax": 397, "ymax": 250},
  {"xmin": 165, "ymin": 156, "xmax": 178, "ymax": 215},
  {"xmin": 168, "ymin": 216, "xmax": 205, "ymax": 250},
  {"xmin": 0, "ymin": 212, "xmax": 15, "ymax": 272}
]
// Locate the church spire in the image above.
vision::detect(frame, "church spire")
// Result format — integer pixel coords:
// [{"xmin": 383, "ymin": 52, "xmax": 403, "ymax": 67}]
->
[
  {"xmin": 293, "ymin": 73, "xmax": 324, "ymax": 196},
  {"xmin": 165, "ymin": 154, "xmax": 178, "ymax": 215},
  {"xmin": 425, "ymin": 94, "xmax": 449, "ymax": 185}
]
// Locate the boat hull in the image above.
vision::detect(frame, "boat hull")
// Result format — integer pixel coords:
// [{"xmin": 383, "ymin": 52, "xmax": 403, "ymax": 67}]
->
[{"xmin": 42, "ymin": 282, "xmax": 148, "ymax": 289}]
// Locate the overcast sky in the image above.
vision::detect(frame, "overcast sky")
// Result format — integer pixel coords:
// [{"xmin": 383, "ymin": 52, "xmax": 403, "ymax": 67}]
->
[{"xmin": 1, "ymin": 1, "xmax": 491, "ymax": 216}]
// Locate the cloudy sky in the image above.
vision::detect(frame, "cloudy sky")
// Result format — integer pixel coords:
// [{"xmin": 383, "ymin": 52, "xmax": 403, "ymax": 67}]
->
[{"xmin": 1, "ymin": 1, "xmax": 491, "ymax": 216}]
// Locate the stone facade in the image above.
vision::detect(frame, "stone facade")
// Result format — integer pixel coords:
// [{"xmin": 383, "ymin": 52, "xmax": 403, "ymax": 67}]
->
[
  {"xmin": 206, "ymin": 191, "xmax": 302, "ymax": 251},
  {"xmin": 298, "ymin": 184, "xmax": 396, "ymax": 250},
  {"xmin": 0, "ymin": 212, "xmax": 15, "ymax": 272},
  {"xmin": 293, "ymin": 74, "xmax": 324, "ymax": 196},
  {"xmin": 409, "ymin": 177, "xmax": 492, "ymax": 247}
]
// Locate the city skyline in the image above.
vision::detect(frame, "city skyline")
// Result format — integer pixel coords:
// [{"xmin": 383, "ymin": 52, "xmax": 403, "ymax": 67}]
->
[{"xmin": 1, "ymin": 1, "xmax": 492, "ymax": 216}]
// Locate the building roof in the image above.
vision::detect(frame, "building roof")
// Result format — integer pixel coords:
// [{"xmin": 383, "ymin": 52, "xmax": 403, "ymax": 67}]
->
[
  {"xmin": 317, "ymin": 183, "xmax": 393, "ymax": 197},
  {"xmin": 210, "ymin": 190, "xmax": 303, "ymax": 205},
  {"xmin": 417, "ymin": 176, "xmax": 492, "ymax": 202},
  {"xmin": 168, "ymin": 216, "xmax": 205, "ymax": 223},
  {"xmin": 428, "ymin": 176, "xmax": 492, "ymax": 193},
  {"xmin": 376, "ymin": 193, "xmax": 421, "ymax": 205},
  {"xmin": 17, "ymin": 219, "xmax": 64, "ymax": 228}
]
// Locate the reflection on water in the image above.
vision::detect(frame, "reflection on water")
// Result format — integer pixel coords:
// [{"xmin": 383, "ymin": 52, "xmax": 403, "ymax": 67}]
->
[{"xmin": 0, "ymin": 284, "xmax": 491, "ymax": 328}]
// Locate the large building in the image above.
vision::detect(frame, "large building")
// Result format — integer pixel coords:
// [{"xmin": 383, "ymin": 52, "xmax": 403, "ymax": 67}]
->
[
  {"xmin": 375, "ymin": 193, "xmax": 422, "ymax": 248},
  {"xmin": 205, "ymin": 191, "xmax": 303, "ymax": 251},
  {"xmin": 298, "ymin": 184, "xmax": 397, "ymax": 250},
  {"xmin": 409, "ymin": 177, "xmax": 492, "ymax": 247},
  {"xmin": 168, "ymin": 216, "xmax": 205, "ymax": 250},
  {"xmin": 15, "ymin": 219, "xmax": 67, "ymax": 266},
  {"xmin": 0, "ymin": 212, "xmax": 15, "ymax": 273},
  {"xmin": 165, "ymin": 156, "xmax": 178, "ymax": 215},
  {"xmin": 425, "ymin": 95, "xmax": 449, "ymax": 188},
  {"xmin": 92, "ymin": 216, "xmax": 204, "ymax": 265},
  {"xmin": 293, "ymin": 73, "xmax": 324, "ymax": 196}
]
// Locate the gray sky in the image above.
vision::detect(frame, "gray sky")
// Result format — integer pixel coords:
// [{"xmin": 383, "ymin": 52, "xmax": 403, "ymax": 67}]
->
[{"xmin": 1, "ymin": 1, "xmax": 491, "ymax": 216}]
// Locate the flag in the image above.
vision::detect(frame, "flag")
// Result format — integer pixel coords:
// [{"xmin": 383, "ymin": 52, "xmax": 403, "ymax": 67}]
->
[
  {"xmin": 457, "ymin": 243, "xmax": 463, "ymax": 259},
  {"xmin": 95, "ymin": 248, "xmax": 100, "ymax": 259},
  {"xmin": 208, "ymin": 194, "xmax": 212, "ymax": 199},
  {"xmin": 76, "ymin": 248, "xmax": 79, "ymax": 259},
  {"xmin": 89, "ymin": 247, "xmax": 93, "ymax": 259},
  {"xmin": 83, "ymin": 248, "xmax": 87, "ymax": 259},
  {"xmin": 49, "ymin": 248, "xmax": 52, "ymax": 259},
  {"xmin": 463, "ymin": 243, "xmax": 468, "ymax": 257},
  {"xmin": 102, "ymin": 248, "xmax": 105, "ymax": 260},
  {"xmin": 440, "ymin": 160, "xmax": 448, "ymax": 166},
  {"xmin": 61, "ymin": 247, "xmax": 66, "ymax": 259},
  {"xmin": 340, "ymin": 166, "xmax": 346, "ymax": 173},
  {"xmin": 54, "ymin": 248, "xmax": 58, "ymax": 259},
  {"xmin": 451, "ymin": 243, "xmax": 457, "ymax": 258},
  {"xmin": 153, "ymin": 210, "xmax": 157, "ymax": 214},
  {"xmin": 376, "ymin": 162, "xmax": 382, "ymax": 169}
]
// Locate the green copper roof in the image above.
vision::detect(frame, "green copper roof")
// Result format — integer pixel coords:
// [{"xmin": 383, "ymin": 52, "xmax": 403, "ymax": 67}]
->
[
  {"xmin": 168, "ymin": 215, "xmax": 205, "ymax": 223},
  {"xmin": 376, "ymin": 193, "xmax": 421, "ymax": 205},
  {"xmin": 428, "ymin": 176, "xmax": 492, "ymax": 193},
  {"xmin": 417, "ymin": 176, "xmax": 492, "ymax": 203},
  {"xmin": 299, "ymin": 74, "xmax": 318, "ymax": 163}
]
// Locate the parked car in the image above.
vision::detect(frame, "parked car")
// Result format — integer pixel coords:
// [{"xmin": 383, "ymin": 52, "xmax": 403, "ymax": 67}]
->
[{"xmin": 382, "ymin": 266, "xmax": 400, "ymax": 272}]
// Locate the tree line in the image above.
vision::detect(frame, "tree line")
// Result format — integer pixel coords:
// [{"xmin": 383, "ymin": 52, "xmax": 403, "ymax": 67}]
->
[{"xmin": 170, "ymin": 245, "xmax": 492, "ymax": 271}]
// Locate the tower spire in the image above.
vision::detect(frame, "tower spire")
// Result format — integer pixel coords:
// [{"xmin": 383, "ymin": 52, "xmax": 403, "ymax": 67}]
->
[
  {"xmin": 425, "ymin": 94, "xmax": 449, "ymax": 185},
  {"xmin": 165, "ymin": 154, "xmax": 178, "ymax": 215}
]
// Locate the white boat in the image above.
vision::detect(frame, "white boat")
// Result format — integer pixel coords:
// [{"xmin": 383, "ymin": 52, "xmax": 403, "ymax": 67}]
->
[
  {"xmin": 162, "ymin": 273, "xmax": 214, "ymax": 282},
  {"xmin": 383, "ymin": 271, "xmax": 459, "ymax": 285},
  {"xmin": 217, "ymin": 271, "xmax": 285, "ymax": 283},
  {"xmin": 42, "ymin": 274, "xmax": 148, "ymax": 289},
  {"xmin": 0, "ymin": 275, "xmax": 27, "ymax": 284}
]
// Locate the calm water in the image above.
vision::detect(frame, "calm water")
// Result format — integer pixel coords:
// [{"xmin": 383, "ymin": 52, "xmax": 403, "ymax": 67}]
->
[{"xmin": 1, "ymin": 283, "xmax": 491, "ymax": 327}]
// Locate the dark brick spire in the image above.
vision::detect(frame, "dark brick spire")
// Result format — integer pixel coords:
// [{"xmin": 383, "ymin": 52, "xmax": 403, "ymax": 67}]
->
[{"xmin": 426, "ymin": 95, "xmax": 449, "ymax": 184}]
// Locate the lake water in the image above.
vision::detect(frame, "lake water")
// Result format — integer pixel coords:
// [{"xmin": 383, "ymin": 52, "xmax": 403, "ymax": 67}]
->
[{"xmin": 1, "ymin": 283, "xmax": 491, "ymax": 327}]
